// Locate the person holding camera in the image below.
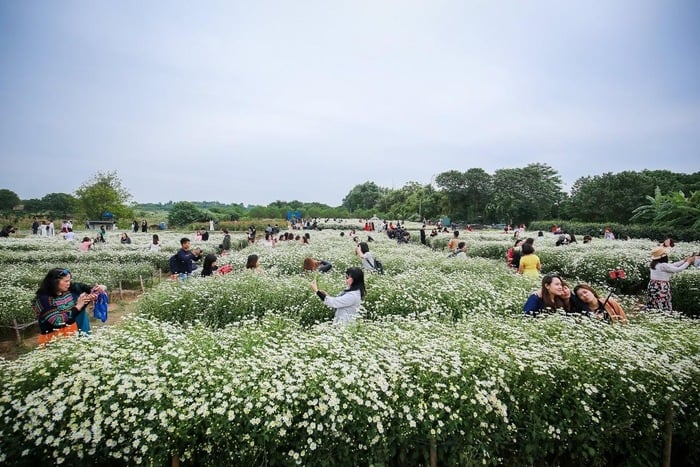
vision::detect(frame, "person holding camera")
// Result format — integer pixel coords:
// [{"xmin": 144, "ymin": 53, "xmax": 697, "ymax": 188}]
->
[
  {"xmin": 310, "ymin": 267, "xmax": 366, "ymax": 324},
  {"xmin": 356, "ymin": 242, "xmax": 376, "ymax": 272},
  {"xmin": 0, "ymin": 225, "xmax": 16, "ymax": 237},
  {"xmin": 32, "ymin": 268, "xmax": 108, "ymax": 343},
  {"xmin": 573, "ymin": 284, "xmax": 628, "ymax": 323},
  {"xmin": 646, "ymin": 246, "xmax": 695, "ymax": 312},
  {"xmin": 173, "ymin": 238, "xmax": 202, "ymax": 280}
]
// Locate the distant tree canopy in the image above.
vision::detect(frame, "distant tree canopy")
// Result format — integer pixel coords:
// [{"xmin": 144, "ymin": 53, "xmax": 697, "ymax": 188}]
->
[
  {"xmin": 6, "ymin": 167, "xmax": 699, "ymax": 227},
  {"xmin": 566, "ymin": 170, "xmax": 700, "ymax": 224},
  {"xmin": 75, "ymin": 171, "xmax": 134, "ymax": 220},
  {"xmin": 168, "ymin": 201, "xmax": 206, "ymax": 227},
  {"xmin": 0, "ymin": 189, "xmax": 21, "ymax": 211}
]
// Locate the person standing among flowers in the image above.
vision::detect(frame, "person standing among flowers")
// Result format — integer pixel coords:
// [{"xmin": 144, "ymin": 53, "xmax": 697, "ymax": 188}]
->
[
  {"xmin": 149, "ymin": 234, "xmax": 161, "ymax": 252},
  {"xmin": 310, "ymin": 267, "xmax": 366, "ymax": 324},
  {"xmin": 646, "ymin": 246, "xmax": 695, "ymax": 311},
  {"xmin": 33, "ymin": 268, "xmax": 108, "ymax": 343},
  {"xmin": 355, "ymin": 242, "xmax": 377, "ymax": 272},
  {"xmin": 219, "ymin": 229, "xmax": 231, "ymax": 255}
]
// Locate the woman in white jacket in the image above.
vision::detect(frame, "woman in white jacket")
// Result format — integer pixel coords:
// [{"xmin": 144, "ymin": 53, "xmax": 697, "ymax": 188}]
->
[
  {"xmin": 646, "ymin": 246, "xmax": 695, "ymax": 311},
  {"xmin": 310, "ymin": 267, "xmax": 366, "ymax": 324}
]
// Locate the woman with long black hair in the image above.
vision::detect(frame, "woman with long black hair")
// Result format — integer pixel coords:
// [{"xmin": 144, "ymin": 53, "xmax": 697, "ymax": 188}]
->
[
  {"xmin": 32, "ymin": 268, "xmax": 107, "ymax": 343},
  {"xmin": 310, "ymin": 267, "xmax": 366, "ymax": 324}
]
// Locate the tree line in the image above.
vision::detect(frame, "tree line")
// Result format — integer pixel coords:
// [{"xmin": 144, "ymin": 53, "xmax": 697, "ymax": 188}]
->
[{"xmin": 1, "ymin": 166, "xmax": 698, "ymax": 229}]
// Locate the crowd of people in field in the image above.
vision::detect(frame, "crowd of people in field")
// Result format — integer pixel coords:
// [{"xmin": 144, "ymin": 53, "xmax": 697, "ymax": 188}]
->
[{"xmin": 3, "ymin": 217, "xmax": 696, "ymax": 339}]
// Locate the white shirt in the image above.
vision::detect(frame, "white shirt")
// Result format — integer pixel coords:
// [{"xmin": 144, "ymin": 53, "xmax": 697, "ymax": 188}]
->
[
  {"xmin": 649, "ymin": 260, "xmax": 690, "ymax": 281},
  {"xmin": 322, "ymin": 289, "xmax": 362, "ymax": 324}
]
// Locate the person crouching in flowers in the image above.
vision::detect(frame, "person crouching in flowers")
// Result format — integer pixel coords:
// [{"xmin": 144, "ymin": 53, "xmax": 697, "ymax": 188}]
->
[
  {"xmin": 523, "ymin": 274, "xmax": 568, "ymax": 315},
  {"xmin": 245, "ymin": 254, "xmax": 264, "ymax": 274},
  {"xmin": 32, "ymin": 268, "xmax": 108, "ymax": 344},
  {"xmin": 310, "ymin": 267, "xmax": 366, "ymax": 324},
  {"xmin": 302, "ymin": 257, "xmax": 332, "ymax": 273},
  {"xmin": 573, "ymin": 283, "xmax": 628, "ymax": 323}
]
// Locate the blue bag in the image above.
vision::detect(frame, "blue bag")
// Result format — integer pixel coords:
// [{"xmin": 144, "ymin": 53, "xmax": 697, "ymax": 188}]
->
[{"xmin": 93, "ymin": 292, "xmax": 109, "ymax": 323}]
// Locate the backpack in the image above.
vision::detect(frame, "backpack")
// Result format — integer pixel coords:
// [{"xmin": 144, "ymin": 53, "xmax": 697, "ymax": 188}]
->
[
  {"xmin": 371, "ymin": 257, "xmax": 384, "ymax": 274},
  {"xmin": 169, "ymin": 254, "xmax": 183, "ymax": 274}
]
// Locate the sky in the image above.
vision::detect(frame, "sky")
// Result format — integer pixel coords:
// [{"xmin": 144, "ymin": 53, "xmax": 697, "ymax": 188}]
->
[{"xmin": 1, "ymin": 1, "xmax": 699, "ymax": 207}]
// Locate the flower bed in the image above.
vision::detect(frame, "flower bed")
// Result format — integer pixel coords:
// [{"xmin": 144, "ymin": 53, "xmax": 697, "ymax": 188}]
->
[
  {"xmin": 1, "ymin": 314, "xmax": 698, "ymax": 465},
  {"xmin": 1, "ymin": 228, "xmax": 700, "ymax": 465}
]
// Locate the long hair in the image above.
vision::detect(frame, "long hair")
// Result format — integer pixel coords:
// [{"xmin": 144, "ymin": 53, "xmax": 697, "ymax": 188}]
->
[
  {"xmin": 573, "ymin": 283, "xmax": 606, "ymax": 313},
  {"xmin": 302, "ymin": 257, "xmax": 319, "ymax": 272},
  {"xmin": 202, "ymin": 254, "xmax": 218, "ymax": 274},
  {"xmin": 246, "ymin": 254, "xmax": 259, "ymax": 269},
  {"xmin": 650, "ymin": 256, "xmax": 669, "ymax": 270},
  {"xmin": 345, "ymin": 267, "xmax": 366, "ymax": 298},
  {"xmin": 358, "ymin": 242, "xmax": 370, "ymax": 254},
  {"xmin": 35, "ymin": 268, "xmax": 71, "ymax": 298},
  {"xmin": 539, "ymin": 274, "xmax": 564, "ymax": 310}
]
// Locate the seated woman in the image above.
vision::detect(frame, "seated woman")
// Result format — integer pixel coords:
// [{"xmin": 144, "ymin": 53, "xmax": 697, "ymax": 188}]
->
[
  {"xmin": 517, "ymin": 243, "xmax": 541, "ymax": 277},
  {"xmin": 523, "ymin": 274, "xmax": 568, "ymax": 315},
  {"xmin": 79, "ymin": 237, "xmax": 93, "ymax": 251},
  {"xmin": 120, "ymin": 233, "xmax": 132, "ymax": 244},
  {"xmin": 245, "ymin": 254, "xmax": 264, "ymax": 274},
  {"xmin": 32, "ymin": 268, "xmax": 108, "ymax": 343},
  {"xmin": 201, "ymin": 253, "xmax": 219, "ymax": 277},
  {"xmin": 573, "ymin": 283, "xmax": 628, "ymax": 323},
  {"xmin": 302, "ymin": 257, "xmax": 332, "ymax": 273},
  {"xmin": 506, "ymin": 239, "xmax": 524, "ymax": 269},
  {"xmin": 448, "ymin": 242, "xmax": 468, "ymax": 258}
]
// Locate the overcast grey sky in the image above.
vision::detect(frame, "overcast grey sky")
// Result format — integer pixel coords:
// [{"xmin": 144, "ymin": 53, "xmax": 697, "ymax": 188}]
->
[{"xmin": 1, "ymin": 1, "xmax": 699, "ymax": 206}]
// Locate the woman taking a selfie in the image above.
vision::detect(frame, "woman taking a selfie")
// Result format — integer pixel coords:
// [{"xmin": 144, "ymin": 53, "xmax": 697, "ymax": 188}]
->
[
  {"xmin": 573, "ymin": 283, "xmax": 628, "ymax": 323},
  {"xmin": 310, "ymin": 267, "xmax": 366, "ymax": 324}
]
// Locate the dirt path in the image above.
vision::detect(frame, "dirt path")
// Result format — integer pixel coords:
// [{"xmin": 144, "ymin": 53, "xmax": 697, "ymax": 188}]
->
[{"xmin": 0, "ymin": 292, "xmax": 140, "ymax": 361}]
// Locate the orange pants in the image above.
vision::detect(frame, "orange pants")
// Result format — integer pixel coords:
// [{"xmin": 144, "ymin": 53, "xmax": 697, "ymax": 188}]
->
[{"xmin": 38, "ymin": 323, "xmax": 78, "ymax": 345}]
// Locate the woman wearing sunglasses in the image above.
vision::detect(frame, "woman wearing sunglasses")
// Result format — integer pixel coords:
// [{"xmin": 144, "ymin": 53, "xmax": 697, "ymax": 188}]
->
[{"xmin": 32, "ymin": 268, "xmax": 107, "ymax": 344}]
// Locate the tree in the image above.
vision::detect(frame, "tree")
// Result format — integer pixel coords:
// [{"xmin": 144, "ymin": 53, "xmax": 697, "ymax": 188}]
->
[
  {"xmin": 487, "ymin": 164, "xmax": 563, "ymax": 225},
  {"xmin": 21, "ymin": 198, "xmax": 44, "ymax": 213},
  {"xmin": 435, "ymin": 170, "xmax": 468, "ymax": 220},
  {"xmin": 463, "ymin": 168, "xmax": 494, "ymax": 223},
  {"xmin": 342, "ymin": 182, "xmax": 384, "ymax": 212},
  {"xmin": 41, "ymin": 193, "xmax": 81, "ymax": 218},
  {"xmin": 168, "ymin": 202, "xmax": 205, "ymax": 227},
  {"xmin": 0, "ymin": 189, "xmax": 21, "ymax": 211},
  {"xmin": 631, "ymin": 188, "xmax": 700, "ymax": 229},
  {"xmin": 75, "ymin": 171, "xmax": 133, "ymax": 220}
]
